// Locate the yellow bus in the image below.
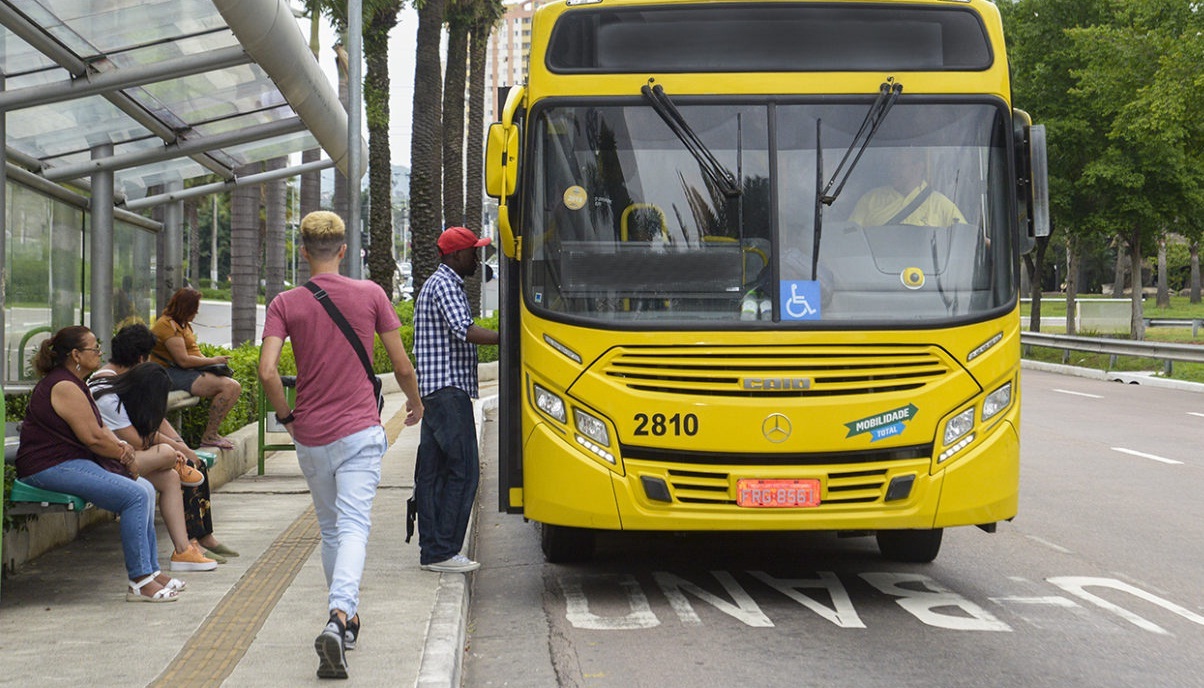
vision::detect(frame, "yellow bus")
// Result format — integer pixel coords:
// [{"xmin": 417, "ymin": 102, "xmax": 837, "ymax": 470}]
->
[{"xmin": 485, "ymin": 0, "xmax": 1049, "ymax": 563}]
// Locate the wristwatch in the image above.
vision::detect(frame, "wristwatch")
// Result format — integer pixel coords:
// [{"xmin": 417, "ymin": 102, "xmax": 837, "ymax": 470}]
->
[{"xmin": 276, "ymin": 411, "xmax": 295, "ymax": 425}]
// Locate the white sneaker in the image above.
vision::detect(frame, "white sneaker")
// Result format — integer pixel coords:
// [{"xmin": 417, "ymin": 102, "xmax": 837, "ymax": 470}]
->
[{"xmin": 420, "ymin": 554, "xmax": 480, "ymax": 573}]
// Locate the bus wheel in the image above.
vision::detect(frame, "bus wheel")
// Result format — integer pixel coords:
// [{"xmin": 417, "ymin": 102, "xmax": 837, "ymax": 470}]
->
[
  {"xmin": 875, "ymin": 528, "xmax": 943, "ymax": 563},
  {"xmin": 540, "ymin": 524, "xmax": 596, "ymax": 563}
]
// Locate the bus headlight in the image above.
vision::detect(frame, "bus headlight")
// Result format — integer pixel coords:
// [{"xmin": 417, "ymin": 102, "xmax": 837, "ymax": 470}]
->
[
  {"xmin": 533, "ymin": 383, "xmax": 566, "ymax": 423},
  {"xmin": 573, "ymin": 408, "xmax": 615, "ymax": 464},
  {"xmin": 943, "ymin": 407, "xmax": 975, "ymax": 446},
  {"xmin": 573, "ymin": 408, "xmax": 610, "ymax": 446},
  {"xmin": 939, "ymin": 407, "xmax": 976, "ymax": 463},
  {"xmin": 981, "ymin": 381, "xmax": 1012, "ymax": 422}
]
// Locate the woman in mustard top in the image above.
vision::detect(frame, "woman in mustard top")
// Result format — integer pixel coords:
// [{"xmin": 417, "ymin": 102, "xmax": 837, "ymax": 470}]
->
[{"xmin": 150, "ymin": 288, "xmax": 242, "ymax": 451}]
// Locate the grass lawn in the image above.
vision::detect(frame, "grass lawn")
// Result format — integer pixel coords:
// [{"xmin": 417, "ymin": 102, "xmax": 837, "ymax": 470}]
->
[{"xmin": 1020, "ymin": 293, "xmax": 1204, "ymax": 384}]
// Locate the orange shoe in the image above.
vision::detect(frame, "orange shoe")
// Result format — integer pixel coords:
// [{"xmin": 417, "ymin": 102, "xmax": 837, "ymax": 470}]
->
[
  {"xmin": 170, "ymin": 544, "xmax": 218, "ymax": 572},
  {"xmin": 175, "ymin": 458, "xmax": 204, "ymax": 487}
]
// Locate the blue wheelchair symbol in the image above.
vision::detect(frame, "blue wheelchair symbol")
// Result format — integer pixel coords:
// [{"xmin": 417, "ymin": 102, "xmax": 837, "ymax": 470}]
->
[{"xmin": 780, "ymin": 280, "xmax": 821, "ymax": 321}]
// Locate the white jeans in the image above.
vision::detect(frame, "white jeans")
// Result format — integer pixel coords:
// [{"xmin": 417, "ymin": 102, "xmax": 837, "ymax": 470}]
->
[{"xmin": 295, "ymin": 424, "xmax": 387, "ymax": 618}]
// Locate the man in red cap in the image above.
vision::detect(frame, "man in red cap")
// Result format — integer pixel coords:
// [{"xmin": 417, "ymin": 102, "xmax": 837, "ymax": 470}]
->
[{"xmin": 412, "ymin": 226, "xmax": 499, "ymax": 573}]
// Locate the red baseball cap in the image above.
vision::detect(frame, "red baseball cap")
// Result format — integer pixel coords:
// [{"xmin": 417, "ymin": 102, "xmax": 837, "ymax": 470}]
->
[{"xmin": 437, "ymin": 226, "xmax": 491, "ymax": 255}]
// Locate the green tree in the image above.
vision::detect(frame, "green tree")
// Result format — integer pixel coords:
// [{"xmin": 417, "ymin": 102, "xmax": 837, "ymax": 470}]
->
[
  {"xmin": 410, "ymin": 0, "xmax": 448, "ymax": 296},
  {"xmin": 231, "ymin": 162, "xmax": 262, "ymax": 347},
  {"xmin": 365, "ymin": 1, "xmax": 405, "ymax": 299}
]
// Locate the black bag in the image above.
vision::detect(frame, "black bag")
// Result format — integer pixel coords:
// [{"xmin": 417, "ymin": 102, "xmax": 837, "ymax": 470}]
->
[
  {"xmin": 303, "ymin": 281, "xmax": 385, "ymax": 414},
  {"xmin": 405, "ymin": 495, "xmax": 418, "ymax": 543},
  {"xmin": 193, "ymin": 362, "xmax": 233, "ymax": 377}
]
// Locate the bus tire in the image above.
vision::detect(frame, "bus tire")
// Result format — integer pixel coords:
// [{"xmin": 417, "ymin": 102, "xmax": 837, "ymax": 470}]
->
[
  {"xmin": 540, "ymin": 524, "xmax": 596, "ymax": 563},
  {"xmin": 875, "ymin": 528, "xmax": 943, "ymax": 563}
]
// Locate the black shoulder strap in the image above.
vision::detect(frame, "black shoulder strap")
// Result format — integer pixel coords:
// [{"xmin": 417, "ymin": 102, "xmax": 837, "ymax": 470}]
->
[
  {"xmin": 303, "ymin": 281, "xmax": 375, "ymax": 384},
  {"xmin": 885, "ymin": 184, "xmax": 935, "ymax": 225}
]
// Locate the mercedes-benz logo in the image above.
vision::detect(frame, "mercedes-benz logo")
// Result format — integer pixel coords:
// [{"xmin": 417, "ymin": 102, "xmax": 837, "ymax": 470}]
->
[{"xmin": 761, "ymin": 413, "xmax": 792, "ymax": 443}]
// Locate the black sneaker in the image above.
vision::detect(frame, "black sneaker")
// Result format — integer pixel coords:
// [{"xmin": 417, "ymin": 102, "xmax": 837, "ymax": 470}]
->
[
  {"xmin": 315, "ymin": 612, "xmax": 348, "ymax": 679},
  {"xmin": 344, "ymin": 614, "xmax": 360, "ymax": 651}
]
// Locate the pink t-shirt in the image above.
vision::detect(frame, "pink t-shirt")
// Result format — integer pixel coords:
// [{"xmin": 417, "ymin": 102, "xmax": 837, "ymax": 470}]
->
[{"xmin": 262, "ymin": 273, "xmax": 401, "ymax": 446}]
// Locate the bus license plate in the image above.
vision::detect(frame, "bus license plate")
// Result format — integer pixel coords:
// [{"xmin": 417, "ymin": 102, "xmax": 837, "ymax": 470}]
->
[{"xmin": 736, "ymin": 479, "xmax": 821, "ymax": 508}]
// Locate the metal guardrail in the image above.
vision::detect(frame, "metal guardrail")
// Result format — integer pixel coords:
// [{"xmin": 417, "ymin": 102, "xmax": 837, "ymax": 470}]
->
[
  {"xmin": 1143, "ymin": 318, "xmax": 1202, "ymax": 337},
  {"xmin": 1020, "ymin": 331, "xmax": 1204, "ymax": 376}
]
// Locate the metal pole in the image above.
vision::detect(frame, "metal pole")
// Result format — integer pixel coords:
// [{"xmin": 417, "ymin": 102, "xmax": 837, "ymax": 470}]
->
[
  {"xmin": 161, "ymin": 180, "xmax": 183, "ymax": 304},
  {"xmin": 0, "ymin": 70, "xmax": 7, "ymax": 384},
  {"xmin": 347, "ymin": 0, "xmax": 363, "ymax": 278},
  {"xmin": 90, "ymin": 144, "xmax": 115, "ymax": 345},
  {"xmin": 211, "ymin": 195, "xmax": 219, "ymax": 285}
]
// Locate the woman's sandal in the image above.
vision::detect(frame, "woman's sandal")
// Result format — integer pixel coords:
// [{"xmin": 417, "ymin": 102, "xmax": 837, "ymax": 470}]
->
[
  {"xmin": 127, "ymin": 574, "xmax": 179, "ymax": 603},
  {"xmin": 153, "ymin": 570, "xmax": 187, "ymax": 592},
  {"xmin": 199, "ymin": 436, "xmax": 235, "ymax": 451}
]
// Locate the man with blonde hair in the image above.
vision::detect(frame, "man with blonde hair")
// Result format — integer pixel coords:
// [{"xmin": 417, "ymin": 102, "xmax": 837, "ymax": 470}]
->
[{"xmin": 259, "ymin": 210, "xmax": 424, "ymax": 679}]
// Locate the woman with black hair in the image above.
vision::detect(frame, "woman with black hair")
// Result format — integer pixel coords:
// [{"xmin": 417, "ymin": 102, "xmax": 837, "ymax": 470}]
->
[
  {"xmin": 91, "ymin": 324, "xmax": 236, "ymax": 566},
  {"xmin": 16, "ymin": 326, "xmax": 180, "ymax": 601},
  {"xmin": 150, "ymin": 288, "xmax": 242, "ymax": 450},
  {"xmin": 90, "ymin": 362, "xmax": 217, "ymax": 572}
]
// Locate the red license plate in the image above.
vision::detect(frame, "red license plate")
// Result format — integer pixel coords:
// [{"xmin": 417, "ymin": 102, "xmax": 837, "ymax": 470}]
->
[{"xmin": 736, "ymin": 479, "xmax": 821, "ymax": 508}]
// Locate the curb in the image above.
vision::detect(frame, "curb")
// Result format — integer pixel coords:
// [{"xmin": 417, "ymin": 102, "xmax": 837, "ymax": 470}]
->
[
  {"xmin": 414, "ymin": 391, "xmax": 499, "ymax": 688},
  {"xmin": 1021, "ymin": 359, "xmax": 1204, "ymax": 394}
]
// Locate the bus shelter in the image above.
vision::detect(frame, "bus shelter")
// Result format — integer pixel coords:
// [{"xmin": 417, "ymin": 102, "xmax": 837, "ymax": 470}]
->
[{"xmin": 0, "ymin": 0, "xmax": 365, "ymax": 389}]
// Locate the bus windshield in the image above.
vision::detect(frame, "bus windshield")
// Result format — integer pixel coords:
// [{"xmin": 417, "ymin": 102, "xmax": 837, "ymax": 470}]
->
[{"xmin": 522, "ymin": 100, "xmax": 1015, "ymax": 326}]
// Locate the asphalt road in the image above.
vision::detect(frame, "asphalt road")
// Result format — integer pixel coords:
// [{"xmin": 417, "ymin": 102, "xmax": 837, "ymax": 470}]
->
[{"xmin": 464, "ymin": 370, "xmax": 1204, "ymax": 688}]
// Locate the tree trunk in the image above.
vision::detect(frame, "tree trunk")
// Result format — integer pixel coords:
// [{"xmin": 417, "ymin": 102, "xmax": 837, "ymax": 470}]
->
[
  {"xmin": 465, "ymin": 14, "xmax": 491, "ymax": 316},
  {"xmin": 1191, "ymin": 239, "xmax": 1201, "ymax": 304},
  {"xmin": 1155, "ymin": 234, "xmax": 1169, "ymax": 309},
  {"xmin": 334, "ymin": 39, "xmax": 352, "ymax": 277},
  {"xmin": 442, "ymin": 19, "xmax": 469, "ymax": 229},
  {"xmin": 409, "ymin": 0, "xmax": 447, "ymax": 295},
  {"xmin": 366, "ymin": 5, "xmax": 401, "ymax": 299},
  {"xmin": 1112, "ymin": 234, "xmax": 1126, "ymax": 297},
  {"xmin": 298, "ymin": 147, "xmax": 321, "ymax": 285},
  {"xmin": 1023, "ymin": 236, "xmax": 1049, "ymax": 333},
  {"xmin": 185, "ymin": 199, "xmax": 199, "ymax": 287},
  {"xmin": 1064, "ymin": 234, "xmax": 1079, "ymax": 335},
  {"xmin": 231, "ymin": 163, "xmax": 262, "ymax": 347},
  {"xmin": 1127, "ymin": 227, "xmax": 1144, "ymax": 340},
  {"xmin": 264, "ymin": 156, "xmax": 287, "ymax": 307}
]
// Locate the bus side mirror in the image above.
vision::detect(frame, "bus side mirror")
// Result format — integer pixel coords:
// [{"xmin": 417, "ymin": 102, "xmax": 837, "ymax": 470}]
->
[
  {"xmin": 1013, "ymin": 110, "xmax": 1050, "ymax": 255},
  {"xmin": 485, "ymin": 123, "xmax": 518, "ymax": 198},
  {"xmin": 1028, "ymin": 124, "xmax": 1050, "ymax": 240}
]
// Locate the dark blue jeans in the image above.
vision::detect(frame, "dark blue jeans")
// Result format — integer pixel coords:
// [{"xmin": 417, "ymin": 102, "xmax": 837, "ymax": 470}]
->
[{"xmin": 414, "ymin": 387, "xmax": 479, "ymax": 565}]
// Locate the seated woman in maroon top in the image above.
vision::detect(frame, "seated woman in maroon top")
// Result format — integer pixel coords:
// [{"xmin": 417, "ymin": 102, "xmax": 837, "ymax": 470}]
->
[{"xmin": 15, "ymin": 326, "xmax": 181, "ymax": 602}]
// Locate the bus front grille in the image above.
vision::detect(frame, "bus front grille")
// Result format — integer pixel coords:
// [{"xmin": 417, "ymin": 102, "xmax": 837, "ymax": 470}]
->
[
  {"xmin": 602, "ymin": 345, "xmax": 949, "ymax": 398},
  {"xmin": 665, "ymin": 467, "xmax": 890, "ymax": 506}
]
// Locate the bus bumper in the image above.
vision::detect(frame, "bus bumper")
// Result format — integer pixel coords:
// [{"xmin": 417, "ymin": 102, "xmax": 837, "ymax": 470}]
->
[{"xmin": 521, "ymin": 415, "xmax": 1019, "ymax": 534}]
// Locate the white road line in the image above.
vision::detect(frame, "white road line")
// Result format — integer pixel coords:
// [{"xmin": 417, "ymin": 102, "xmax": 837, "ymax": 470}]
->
[
  {"xmin": 1025, "ymin": 535, "xmax": 1073, "ymax": 554},
  {"xmin": 1053, "ymin": 388, "xmax": 1103, "ymax": 398},
  {"xmin": 1111, "ymin": 447, "xmax": 1183, "ymax": 465},
  {"xmin": 1188, "ymin": 412, "xmax": 1204, "ymax": 419}
]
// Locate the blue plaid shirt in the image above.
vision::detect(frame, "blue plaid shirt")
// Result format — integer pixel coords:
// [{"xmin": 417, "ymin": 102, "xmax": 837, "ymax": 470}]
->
[{"xmin": 414, "ymin": 263, "xmax": 480, "ymax": 398}]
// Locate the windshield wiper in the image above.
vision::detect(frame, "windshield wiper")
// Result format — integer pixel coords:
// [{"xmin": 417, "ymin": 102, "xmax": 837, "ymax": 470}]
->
[
  {"xmin": 810, "ymin": 80, "xmax": 903, "ymax": 279},
  {"xmin": 642, "ymin": 82, "xmax": 741, "ymax": 198}
]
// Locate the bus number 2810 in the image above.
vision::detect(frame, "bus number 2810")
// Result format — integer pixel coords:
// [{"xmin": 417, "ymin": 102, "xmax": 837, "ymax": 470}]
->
[{"xmin": 633, "ymin": 413, "xmax": 699, "ymax": 436}]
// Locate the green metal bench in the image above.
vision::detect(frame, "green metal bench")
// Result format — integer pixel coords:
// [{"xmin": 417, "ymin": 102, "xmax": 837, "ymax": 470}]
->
[{"xmin": 257, "ymin": 375, "xmax": 296, "ymax": 475}]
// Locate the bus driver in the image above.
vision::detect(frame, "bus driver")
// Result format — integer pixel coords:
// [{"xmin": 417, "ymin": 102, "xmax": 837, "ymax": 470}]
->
[{"xmin": 848, "ymin": 149, "xmax": 966, "ymax": 228}]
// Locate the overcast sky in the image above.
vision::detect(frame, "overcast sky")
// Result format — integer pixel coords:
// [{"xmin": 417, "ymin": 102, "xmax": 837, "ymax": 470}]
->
[{"xmin": 311, "ymin": 8, "xmax": 422, "ymax": 169}]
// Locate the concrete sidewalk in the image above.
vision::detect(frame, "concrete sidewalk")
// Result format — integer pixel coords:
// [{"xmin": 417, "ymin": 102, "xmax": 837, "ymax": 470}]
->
[{"xmin": 0, "ymin": 379, "xmax": 495, "ymax": 687}]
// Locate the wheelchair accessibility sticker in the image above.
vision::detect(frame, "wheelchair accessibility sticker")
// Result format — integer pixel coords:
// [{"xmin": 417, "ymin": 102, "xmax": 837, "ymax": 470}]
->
[{"xmin": 780, "ymin": 280, "xmax": 821, "ymax": 321}]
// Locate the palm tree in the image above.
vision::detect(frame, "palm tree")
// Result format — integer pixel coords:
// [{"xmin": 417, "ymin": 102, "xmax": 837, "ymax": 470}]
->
[
  {"xmin": 264, "ymin": 156, "xmax": 287, "ymax": 306},
  {"xmin": 465, "ymin": 0, "xmax": 506, "ymax": 314},
  {"xmin": 299, "ymin": 2, "xmax": 326, "ymax": 287},
  {"xmin": 410, "ymin": 0, "xmax": 448, "ymax": 295},
  {"xmin": 443, "ymin": 0, "xmax": 472, "ymax": 229},
  {"xmin": 231, "ymin": 163, "xmax": 262, "ymax": 346},
  {"xmin": 365, "ymin": 1, "xmax": 405, "ymax": 299}
]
